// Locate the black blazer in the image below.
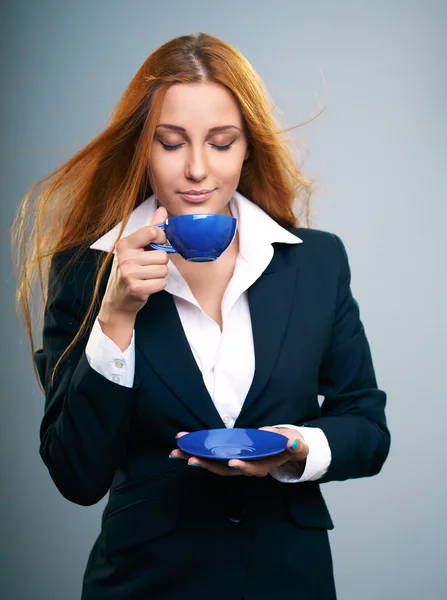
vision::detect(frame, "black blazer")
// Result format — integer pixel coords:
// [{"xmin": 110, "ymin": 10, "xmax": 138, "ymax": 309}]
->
[{"xmin": 35, "ymin": 228, "xmax": 390, "ymax": 600}]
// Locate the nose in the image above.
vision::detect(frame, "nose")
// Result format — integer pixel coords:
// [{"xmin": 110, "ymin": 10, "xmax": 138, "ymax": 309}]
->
[{"xmin": 185, "ymin": 145, "xmax": 208, "ymax": 181}]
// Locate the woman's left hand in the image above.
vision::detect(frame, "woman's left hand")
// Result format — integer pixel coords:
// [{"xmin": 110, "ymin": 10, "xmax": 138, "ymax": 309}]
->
[{"xmin": 169, "ymin": 427, "xmax": 309, "ymax": 477}]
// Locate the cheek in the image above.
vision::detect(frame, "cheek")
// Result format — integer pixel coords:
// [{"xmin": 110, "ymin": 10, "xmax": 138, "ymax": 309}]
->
[
  {"xmin": 149, "ymin": 151, "xmax": 181, "ymax": 186},
  {"xmin": 210, "ymin": 152, "xmax": 246, "ymax": 181}
]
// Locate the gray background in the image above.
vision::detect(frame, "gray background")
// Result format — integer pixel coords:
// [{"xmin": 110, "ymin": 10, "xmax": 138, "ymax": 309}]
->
[{"xmin": 1, "ymin": 1, "xmax": 446, "ymax": 598}]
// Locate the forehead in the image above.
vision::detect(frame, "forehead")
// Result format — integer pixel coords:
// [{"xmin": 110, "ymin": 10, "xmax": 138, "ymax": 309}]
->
[{"xmin": 158, "ymin": 82, "xmax": 243, "ymax": 129}]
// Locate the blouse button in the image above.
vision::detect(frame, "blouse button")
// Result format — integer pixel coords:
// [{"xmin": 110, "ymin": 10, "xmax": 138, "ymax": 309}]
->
[
  {"xmin": 114, "ymin": 359, "xmax": 124, "ymax": 369},
  {"xmin": 228, "ymin": 507, "xmax": 246, "ymax": 523},
  {"xmin": 111, "ymin": 375, "xmax": 121, "ymax": 384}
]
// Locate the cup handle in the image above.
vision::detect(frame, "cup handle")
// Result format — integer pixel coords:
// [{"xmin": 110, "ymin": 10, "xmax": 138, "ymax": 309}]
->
[{"xmin": 147, "ymin": 223, "xmax": 177, "ymax": 253}]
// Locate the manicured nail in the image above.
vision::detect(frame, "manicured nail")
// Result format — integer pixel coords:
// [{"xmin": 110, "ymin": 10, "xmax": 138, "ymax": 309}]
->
[
  {"xmin": 189, "ymin": 462, "xmax": 200, "ymax": 467},
  {"xmin": 169, "ymin": 454, "xmax": 176, "ymax": 459},
  {"xmin": 229, "ymin": 465, "xmax": 239, "ymax": 469},
  {"xmin": 291, "ymin": 439, "xmax": 299, "ymax": 450}
]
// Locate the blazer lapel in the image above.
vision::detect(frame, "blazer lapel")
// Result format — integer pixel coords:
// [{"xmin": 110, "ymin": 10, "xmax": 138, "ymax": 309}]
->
[
  {"xmin": 235, "ymin": 244, "xmax": 301, "ymax": 427},
  {"xmin": 135, "ymin": 291, "xmax": 224, "ymax": 430}
]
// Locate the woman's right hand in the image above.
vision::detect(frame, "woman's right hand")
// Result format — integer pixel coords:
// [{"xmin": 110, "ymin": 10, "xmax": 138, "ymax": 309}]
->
[{"xmin": 97, "ymin": 206, "xmax": 169, "ymax": 350}]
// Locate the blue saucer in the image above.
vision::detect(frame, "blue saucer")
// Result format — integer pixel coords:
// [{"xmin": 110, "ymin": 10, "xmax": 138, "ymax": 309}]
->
[{"xmin": 177, "ymin": 428, "xmax": 288, "ymax": 461}]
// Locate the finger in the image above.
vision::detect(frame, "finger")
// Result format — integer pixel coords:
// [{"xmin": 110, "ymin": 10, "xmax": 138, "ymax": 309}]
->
[
  {"xmin": 124, "ymin": 278, "xmax": 168, "ymax": 299},
  {"xmin": 228, "ymin": 453, "xmax": 290, "ymax": 477},
  {"xmin": 284, "ymin": 436, "xmax": 308, "ymax": 459},
  {"xmin": 282, "ymin": 436, "xmax": 309, "ymax": 463},
  {"xmin": 118, "ymin": 250, "xmax": 169, "ymax": 267},
  {"xmin": 168, "ymin": 432, "xmax": 192, "ymax": 459},
  {"xmin": 186, "ymin": 458, "xmax": 242, "ymax": 477},
  {"xmin": 169, "ymin": 449, "xmax": 242, "ymax": 476},
  {"xmin": 117, "ymin": 225, "xmax": 167, "ymax": 250},
  {"xmin": 144, "ymin": 206, "xmax": 168, "ymax": 249},
  {"xmin": 120, "ymin": 264, "xmax": 169, "ymax": 281},
  {"xmin": 169, "ymin": 449, "xmax": 191, "ymax": 461},
  {"xmin": 150, "ymin": 205, "xmax": 168, "ymax": 226},
  {"xmin": 259, "ymin": 426, "xmax": 308, "ymax": 461},
  {"xmin": 258, "ymin": 426, "xmax": 278, "ymax": 433}
]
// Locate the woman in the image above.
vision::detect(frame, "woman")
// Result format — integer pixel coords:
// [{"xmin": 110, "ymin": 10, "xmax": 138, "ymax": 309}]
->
[{"xmin": 12, "ymin": 32, "xmax": 390, "ymax": 600}]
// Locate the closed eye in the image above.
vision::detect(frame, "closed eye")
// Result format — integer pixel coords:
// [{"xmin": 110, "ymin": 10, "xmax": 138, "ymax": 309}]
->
[{"xmin": 157, "ymin": 140, "xmax": 236, "ymax": 152}]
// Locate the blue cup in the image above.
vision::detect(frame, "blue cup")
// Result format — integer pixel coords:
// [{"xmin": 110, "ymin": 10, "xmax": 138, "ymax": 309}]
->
[{"xmin": 148, "ymin": 213, "xmax": 237, "ymax": 262}]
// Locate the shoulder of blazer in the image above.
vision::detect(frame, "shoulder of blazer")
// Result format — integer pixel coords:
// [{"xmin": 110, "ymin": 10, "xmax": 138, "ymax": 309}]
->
[
  {"xmin": 285, "ymin": 225, "xmax": 339, "ymax": 245},
  {"xmin": 281, "ymin": 226, "xmax": 348, "ymax": 273}
]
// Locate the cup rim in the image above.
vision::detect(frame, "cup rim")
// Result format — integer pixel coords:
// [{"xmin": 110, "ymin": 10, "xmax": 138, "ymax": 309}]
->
[{"xmin": 167, "ymin": 213, "xmax": 236, "ymax": 223}]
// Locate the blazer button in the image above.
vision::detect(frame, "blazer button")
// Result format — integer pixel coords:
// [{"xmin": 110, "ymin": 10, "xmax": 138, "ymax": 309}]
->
[{"xmin": 228, "ymin": 507, "xmax": 247, "ymax": 523}]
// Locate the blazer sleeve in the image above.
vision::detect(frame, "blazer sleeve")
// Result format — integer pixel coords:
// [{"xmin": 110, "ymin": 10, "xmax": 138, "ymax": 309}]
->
[
  {"xmin": 35, "ymin": 248, "xmax": 140, "ymax": 506},
  {"xmin": 304, "ymin": 234, "xmax": 391, "ymax": 483}
]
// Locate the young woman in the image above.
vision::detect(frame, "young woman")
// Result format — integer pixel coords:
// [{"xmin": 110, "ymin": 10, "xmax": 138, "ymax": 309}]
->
[{"xmin": 12, "ymin": 32, "xmax": 390, "ymax": 600}]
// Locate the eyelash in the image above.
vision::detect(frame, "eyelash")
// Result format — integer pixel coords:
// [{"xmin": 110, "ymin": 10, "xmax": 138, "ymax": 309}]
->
[{"xmin": 157, "ymin": 140, "xmax": 236, "ymax": 152}]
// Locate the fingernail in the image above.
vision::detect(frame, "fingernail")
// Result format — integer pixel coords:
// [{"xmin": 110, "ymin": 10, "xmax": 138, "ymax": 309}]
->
[
  {"xmin": 291, "ymin": 439, "xmax": 299, "ymax": 450},
  {"xmin": 169, "ymin": 454, "xmax": 176, "ymax": 459},
  {"xmin": 189, "ymin": 462, "xmax": 200, "ymax": 467},
  {"xmin": 229, "ymin": 465, "xmax": 239, "ymax": 469}
]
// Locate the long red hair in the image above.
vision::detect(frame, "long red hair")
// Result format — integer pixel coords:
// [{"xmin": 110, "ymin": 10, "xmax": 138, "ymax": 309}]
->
[{"xmin": 11, "ymin": 32, "xmax": 321, "ymax": 385}]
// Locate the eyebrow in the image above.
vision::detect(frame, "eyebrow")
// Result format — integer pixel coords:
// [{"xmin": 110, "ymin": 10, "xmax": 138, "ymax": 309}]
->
[{"xmin": 156, "ymin": 124, "xmax": 241, "ymax": 133}]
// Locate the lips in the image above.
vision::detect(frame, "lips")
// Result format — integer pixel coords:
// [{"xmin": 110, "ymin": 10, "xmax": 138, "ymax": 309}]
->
[{"xmin": 179, "ymin": 190, "xmax": 214, "ymax": 202}]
